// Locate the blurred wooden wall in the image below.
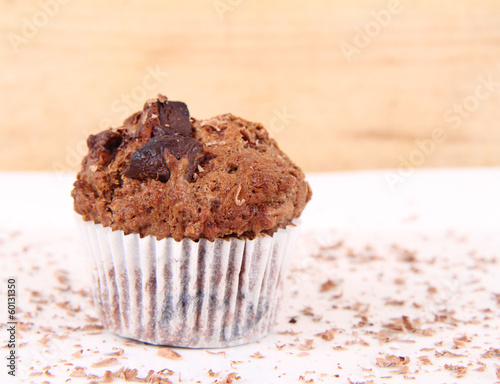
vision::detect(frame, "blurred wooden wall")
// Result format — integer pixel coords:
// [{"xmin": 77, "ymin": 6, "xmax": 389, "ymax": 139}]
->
[{"xmin": 1, "ymin": 0, "xmax": 500, "ymax": 172}]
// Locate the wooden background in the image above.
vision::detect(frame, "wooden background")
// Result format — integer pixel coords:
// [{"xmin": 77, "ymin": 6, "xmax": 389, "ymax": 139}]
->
[{"xmin": 1, "ymin": 0, "xmax": 500, "ymax": 173}]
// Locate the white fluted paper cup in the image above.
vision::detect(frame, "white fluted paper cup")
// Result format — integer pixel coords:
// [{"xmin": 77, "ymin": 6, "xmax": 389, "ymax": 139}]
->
[{"xmin": 77, "ymin": 218, "xmax": 300, "ymax": 348}]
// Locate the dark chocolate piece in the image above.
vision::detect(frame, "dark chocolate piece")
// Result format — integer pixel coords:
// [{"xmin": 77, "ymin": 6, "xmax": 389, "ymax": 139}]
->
[
  {"xmin": 124, "ymin": 135, "xmax": 202, "ymax": 183},
  {"xmin": 156, "ymin": 101, "xmax": 192, "ymax": 136},
  {"xmin": 161, "ymin": 135, "xmax": 200, "ymax": 160},
  {"xmin": 137, "ymin": 100, "xmax": 192, "ymax": 139},
  {"xmin": 87, "ymin": 129, "xmax": 122, "ymax": 151},
  {"xmin": 161, "ymin": 135, "xmax": 202, "ymax": 181},
  {"xmin": 86, "ymin": 129, "xmax": 123, "ymax": 167},
  {"xmin": 124, "ymin": 99, "xmax": 201, "ymax": 183},
  {"xmin": 124, "ymin": 137, "xmax": 171, "ymax": 182}
]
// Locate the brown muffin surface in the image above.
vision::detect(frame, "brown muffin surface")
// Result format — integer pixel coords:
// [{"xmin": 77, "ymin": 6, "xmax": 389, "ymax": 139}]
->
[{"xmin": 72, "ymin": 95, "xmax": 312, "ymax": 241}]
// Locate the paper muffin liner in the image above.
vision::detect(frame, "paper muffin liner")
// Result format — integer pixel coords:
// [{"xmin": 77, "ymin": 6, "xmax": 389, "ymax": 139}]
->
[{"xmin": 77, "ymin": 218, "xmax": 300, "ymax": 348}]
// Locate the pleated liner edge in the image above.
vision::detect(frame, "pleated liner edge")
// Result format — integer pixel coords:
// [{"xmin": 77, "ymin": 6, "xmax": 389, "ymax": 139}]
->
[{"xmin": 78, "ymin": 219, "xmax": 299, "ymax": 348}]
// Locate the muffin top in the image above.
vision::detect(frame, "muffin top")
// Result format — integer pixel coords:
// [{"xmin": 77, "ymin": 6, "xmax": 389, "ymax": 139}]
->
[{"xmin": 72, "ymin": 95, "xmax": 312, "ymax": 241}]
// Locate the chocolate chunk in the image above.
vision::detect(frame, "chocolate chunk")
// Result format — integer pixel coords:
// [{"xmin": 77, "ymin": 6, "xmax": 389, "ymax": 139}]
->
[
  {"xmin": 155, "ymin": 101, "xmax": 192, "ymax": 136},
  {"xmin": 137, "ymin": 99, "xmax": 192, "ymax": 137},
  {"xmin": 168, "ymin": 136, "xmax": 202, "ymax": 181},
  {"xmin": 86, "ymin": 129, "xmax": 123, "ymax": 167},
  {"xmin": 161, "ymin": 135, "xmax": 200, "ymax": 160},
  {"xmin": 137, "ymin": 99, "xmax": 192, "ymax": 139},
  {"xmin": 124, "ymin": 137, "xmax": 171, "ymax": 183},
  {"xmin": 87, "ymin": 129, "xmax": 122, "ymax": 151},
  {"xmin": 124, "ymin": 135, "xmax": 202, "ymax": 183},
  {"xmin": 124, "ymin": 98, "xmax": 203, "ymax": 183}
]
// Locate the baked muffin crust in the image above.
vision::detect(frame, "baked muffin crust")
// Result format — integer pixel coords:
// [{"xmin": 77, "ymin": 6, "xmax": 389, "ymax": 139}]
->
[{"xmin": 72, "ymin": 95, "xmax": 312, "ymax": 241}]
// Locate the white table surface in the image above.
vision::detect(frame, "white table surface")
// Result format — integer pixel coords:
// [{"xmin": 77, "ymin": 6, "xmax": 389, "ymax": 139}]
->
[{"xmin": 0, "ymin": 168, "xmax": 499, "ymax": 384}]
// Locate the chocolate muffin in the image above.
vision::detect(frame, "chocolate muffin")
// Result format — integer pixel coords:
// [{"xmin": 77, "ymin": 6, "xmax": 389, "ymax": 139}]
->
[
  {"xmin": 72, "ymin": 95, "xmax": 311, "ymax": 347},
  {"xmin": 73, "ymin": 96, "xmax": 310, "ymax": 241}
]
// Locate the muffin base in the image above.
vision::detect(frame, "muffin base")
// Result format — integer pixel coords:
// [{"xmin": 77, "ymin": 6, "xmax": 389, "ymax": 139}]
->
[{"xmin": 78, "ymin": 219, "xmax": 299, "ymax": 348}]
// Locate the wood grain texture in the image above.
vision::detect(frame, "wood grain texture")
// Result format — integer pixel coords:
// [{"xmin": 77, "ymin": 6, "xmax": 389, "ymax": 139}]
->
[{"xmin": 1, "ymin": 0, "xmax": 500, "ymax": 172}]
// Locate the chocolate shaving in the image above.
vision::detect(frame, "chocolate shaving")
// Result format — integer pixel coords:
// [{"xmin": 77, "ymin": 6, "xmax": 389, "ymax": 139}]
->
[
  {"xmin": 435, "ymin": 350, "xmax": 466, "ymax": 358},
  {"xmin": 70, "ymin": 367, "xmax": 87, "ymax": 378},
  {"xmin": 417, "ymin": 356, "xmax": 433, "ymax": 365},
  {"xmin": 250, "ymin": 352, "xmax": 265, "ymax": 359},
  {"xmin": 157, "ymin": 347, "xmax": 182, "ymax": 360},
  {"xmin": 315, "ymin": 328, "xmax": 338, "ymax": 341},
  {"xmin": 376, "ymin": 354, "xmax": 410, "ymax": 368},
  {"xmin": 91, "ymin": 357, "xmax": 119, "ymax": 368},
  {"xmin": 444, "ymin": 364, "xmax": 468, "ymax": 378},
  {"xmin": 480, "ymin": 347, "xmax": 500, "ymax": 358},
  {"xmin": 320, "ymin": 279, "xmax": 337, "ymax": 292},
  {"xmin": 298, "ymin": 339, "xmax": 314, "ymax": 350}
]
